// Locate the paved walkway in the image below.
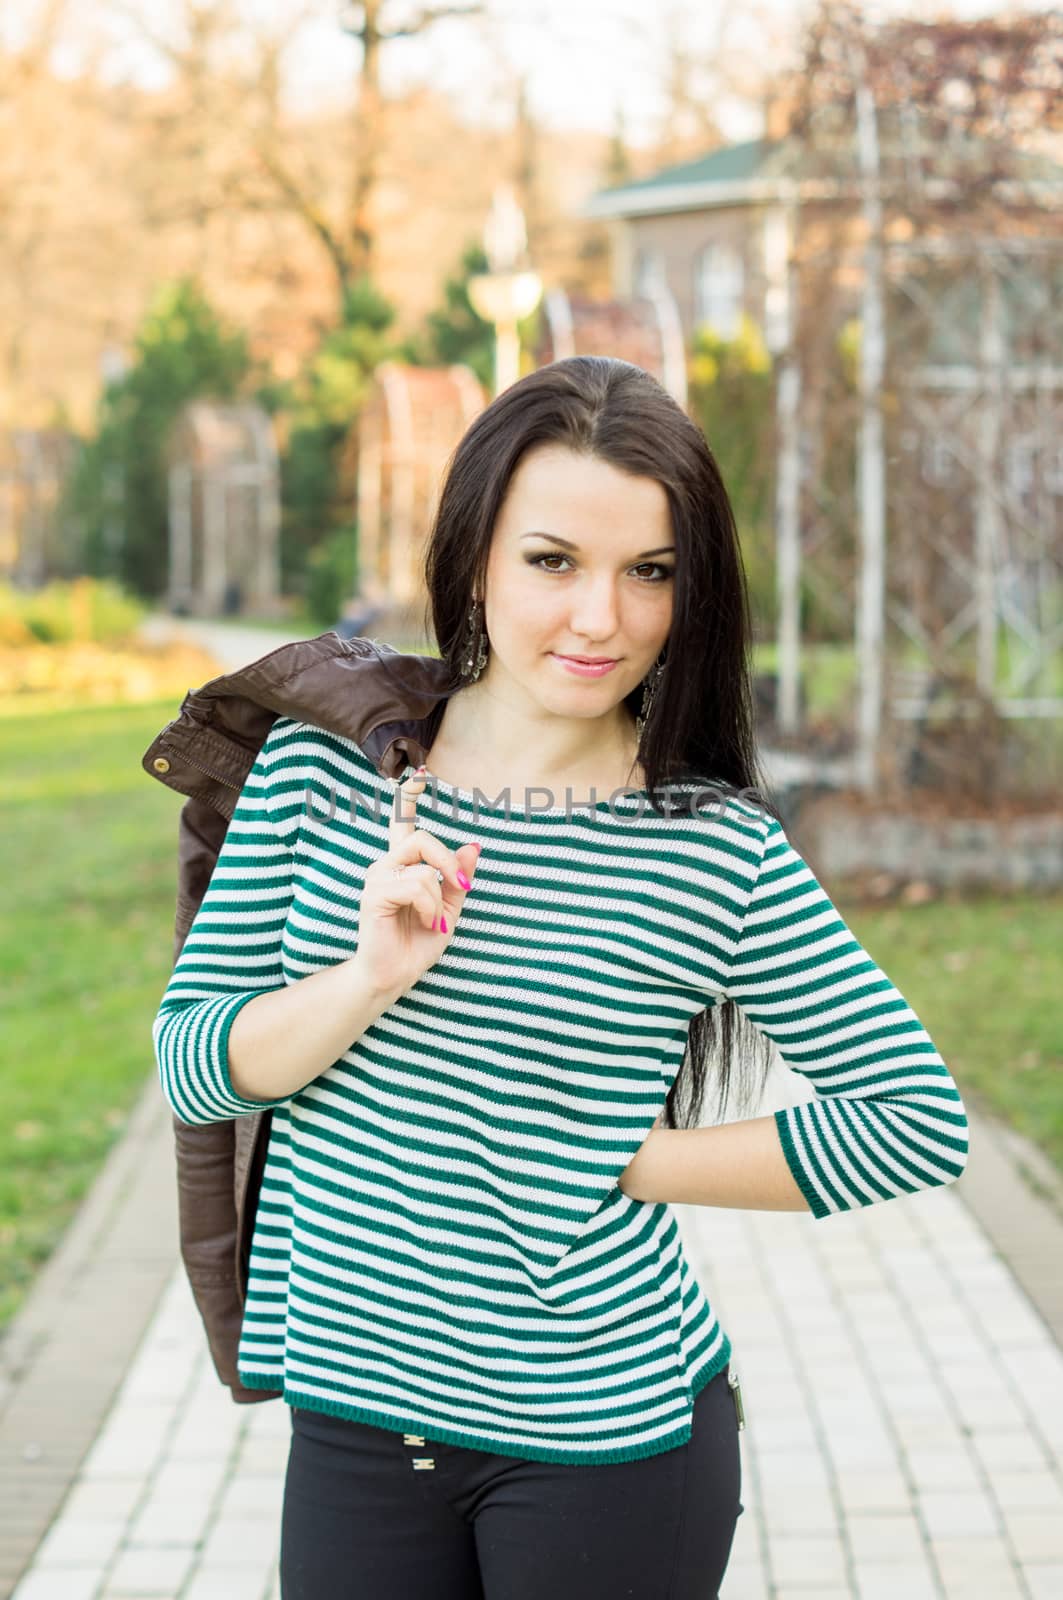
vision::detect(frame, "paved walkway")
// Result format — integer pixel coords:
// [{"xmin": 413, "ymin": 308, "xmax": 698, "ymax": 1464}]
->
[
  {"xmin": 136, "ymin": 611, "xmax": 431, "ymax": 673},
  {"xmin": 136, "ymin": 614, "xmax": 311, "ymax": 672},
  {"xmin": 4, "ymin": 1057, "xmax": 1063, "ymax": 1600}
]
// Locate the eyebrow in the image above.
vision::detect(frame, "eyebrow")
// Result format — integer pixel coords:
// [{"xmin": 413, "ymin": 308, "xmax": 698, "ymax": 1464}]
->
[{"xmin": 520, "ymin": 532, "xmax": 676, "ymax": 559}]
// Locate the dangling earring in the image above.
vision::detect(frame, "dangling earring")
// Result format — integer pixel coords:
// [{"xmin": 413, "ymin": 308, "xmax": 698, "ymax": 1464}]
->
[
  {"xmin": 635, "ymin": 649, "xmax": 667, "ymax": 743},
  {"xmin": 461, "ymin": 597, "xmax": 489, "ymax": 683}
]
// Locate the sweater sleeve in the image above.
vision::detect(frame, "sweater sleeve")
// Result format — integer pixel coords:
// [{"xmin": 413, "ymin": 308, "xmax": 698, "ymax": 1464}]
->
[
  {"xmin": 152, "ymin": 716, "xmax": 301, "ymax": 1126},
  {"xmin": 721, "ymin": 814, "xmax": 970, "ymax": 1220}
]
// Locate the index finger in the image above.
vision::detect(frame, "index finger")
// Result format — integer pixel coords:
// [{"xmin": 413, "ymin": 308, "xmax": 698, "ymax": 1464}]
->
[{"xmin": 389, "ymin": 764, "xmax": 428, "ymax": 846}]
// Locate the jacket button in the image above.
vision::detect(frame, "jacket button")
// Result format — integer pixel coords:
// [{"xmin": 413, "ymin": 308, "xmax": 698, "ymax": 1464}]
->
[{"xmin": 153, "ymin": 757, "xmax": 171, "ymax": 773}]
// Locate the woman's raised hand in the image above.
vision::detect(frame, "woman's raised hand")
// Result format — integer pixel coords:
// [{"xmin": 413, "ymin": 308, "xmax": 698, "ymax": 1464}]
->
[{"xmin": 353, "ymin": 766, "xmax": 482, "ymax": 1000}]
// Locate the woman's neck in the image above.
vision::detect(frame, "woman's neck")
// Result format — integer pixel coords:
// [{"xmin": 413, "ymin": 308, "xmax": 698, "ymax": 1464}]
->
[{"xmin": 429, "ymin": 678, "xmax": 645, "ymax": 799}]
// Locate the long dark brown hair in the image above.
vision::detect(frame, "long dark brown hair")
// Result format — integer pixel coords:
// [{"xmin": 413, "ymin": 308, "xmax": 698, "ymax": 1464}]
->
[{"xmin": 421, "ymin": 354, "xmax": 782, "ymax": 1130}]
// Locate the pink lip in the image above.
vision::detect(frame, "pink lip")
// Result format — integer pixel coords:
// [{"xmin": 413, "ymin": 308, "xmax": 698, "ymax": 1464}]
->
[{"xmin": 550, "ymin": 653, "xmax": 620, "ymax": 677}]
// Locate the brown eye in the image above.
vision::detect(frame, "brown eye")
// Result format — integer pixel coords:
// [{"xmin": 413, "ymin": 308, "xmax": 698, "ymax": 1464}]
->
[
  {"xmin": 526, "ymin": 553, "xmax": 673, "ymax": 582},
  {"xmin": 526, "ymin": 553, "xmax": 572, "ymax": 573}
]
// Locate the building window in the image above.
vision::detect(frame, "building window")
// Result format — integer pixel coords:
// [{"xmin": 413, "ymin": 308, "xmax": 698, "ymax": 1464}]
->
[
  {"xmin": 922, "ymin": 433, "xmax": 956, "ymax": 488},
  {"xmin": 1005, "ymin": 435, "xmax": 1037, "ymax": 500},
  {"xmin": 694, "ymin": 242, "xmax": 744, "ymax": 339},
  {"xmin": 634, "ymin": 247, "xmax": 666, "ymax": 296},
  {"xmin": 1045, "ymin": 442, "xmax": 1063, "ymax": 497}
]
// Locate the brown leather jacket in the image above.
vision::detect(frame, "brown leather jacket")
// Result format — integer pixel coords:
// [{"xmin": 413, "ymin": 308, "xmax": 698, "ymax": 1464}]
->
[{"xmin": 142, "ymin": 631, "xmax": 457, "ymax": 1402}]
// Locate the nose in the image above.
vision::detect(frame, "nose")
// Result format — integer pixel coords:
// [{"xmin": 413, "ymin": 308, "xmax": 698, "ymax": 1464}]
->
[{"xmin": 566, "ymin": 576, "xmax": 622, "ymax": 642}]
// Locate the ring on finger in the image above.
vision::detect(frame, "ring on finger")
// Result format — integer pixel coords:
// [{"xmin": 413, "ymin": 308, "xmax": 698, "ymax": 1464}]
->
[{"xmin": 392, "ymin": 863, "xmax": 444, "ymax": 884}]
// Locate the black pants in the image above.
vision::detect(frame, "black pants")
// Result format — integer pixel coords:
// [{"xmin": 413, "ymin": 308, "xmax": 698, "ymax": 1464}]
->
[{"xmin": 280, "ymin": 1363, "xmax": 744, "ymax": 1599}]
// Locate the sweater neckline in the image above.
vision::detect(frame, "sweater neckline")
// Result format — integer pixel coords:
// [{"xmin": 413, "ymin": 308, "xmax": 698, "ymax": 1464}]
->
[{"xmin": 396, "ymin": 760, "xmax": 659, "ymax": 818}]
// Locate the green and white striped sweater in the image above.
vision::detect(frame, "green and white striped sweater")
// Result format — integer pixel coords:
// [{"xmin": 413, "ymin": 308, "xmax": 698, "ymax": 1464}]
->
[{"xmin": 153, "ymin": 716, "xmax": 969, "ymax": 1465}]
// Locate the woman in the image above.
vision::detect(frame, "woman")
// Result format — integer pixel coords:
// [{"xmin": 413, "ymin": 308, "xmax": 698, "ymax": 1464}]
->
[{"xmin": 152, "ymin": 356, "xmax": 969, "ymax": 1599}]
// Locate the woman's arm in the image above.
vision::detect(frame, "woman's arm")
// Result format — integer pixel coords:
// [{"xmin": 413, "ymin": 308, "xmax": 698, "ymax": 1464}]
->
[
  {"xmin": 226, "ymin": 957, "xmax": 401, "ymax": 1103},
  {"xmin": 619, "ymin": 1117, "xmax": 809, "ymax": 1209},
  {"xmin": 152, "ymin": 716, "xmax": 376, "ymax": 1123},
  {"xmin": 154, "ymin": 726, "xmax": 457, "ymax": 1113},
  {"xmin": 622, "ymin": 814, "xmax": 969, "ymax": 1217}
]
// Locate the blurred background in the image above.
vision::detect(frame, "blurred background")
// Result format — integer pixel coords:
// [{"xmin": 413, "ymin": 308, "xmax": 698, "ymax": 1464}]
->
[{"xmin": 1, "ymin": 0, "xmax": 1060, "ymax": 1340}]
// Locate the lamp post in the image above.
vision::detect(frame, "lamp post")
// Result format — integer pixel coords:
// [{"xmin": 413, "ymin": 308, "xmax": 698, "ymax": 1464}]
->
[
  {"xmin": 467, "ymin": 184, "xmax": 543, "ymax": 398},
  {"xmin": 99, "ymin": 340, "xmax": 129, "ymax": 582},
  {"xmin": 763, "ymin": 193, "xmax": 802, "ymax": 738}
]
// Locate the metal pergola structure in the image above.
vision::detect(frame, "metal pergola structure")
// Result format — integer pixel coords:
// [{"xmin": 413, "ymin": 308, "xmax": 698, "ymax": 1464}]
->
[
  {"xmin": 353, "ymin": 363, "xmax": 486, "ymax": 605},
  {"xmin": 765, "ymin": 176, "xmax": 1063, "ymax": 792},
  {"xmin": 535, "ymin": 286, "xmax": 688, "ymax": 408},
  {"xmin": 0, "ymin": 428, "xmax": 78, "ymax": 586},
  {"xmin": 886, "ymin": 240, "xmax": 1063, "ymax": 721},
  {"xmin": 167, "ymin": 403, "xmax": 281, "ymax": 617}
]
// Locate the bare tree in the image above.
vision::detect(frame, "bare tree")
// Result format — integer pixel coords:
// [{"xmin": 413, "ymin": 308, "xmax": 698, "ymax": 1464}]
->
[
  {"xmin": 102, "ymin": 0, "xmax": 486, "ymax": 308},
  {"xmin": 617, "ymin": 0, "xmax": 788, "ymax": 171},
  {"xmin": 250, "ymin": 0, "xmax": 486, "ymax": 303},
  {"xmin": 0, "ymin": 0, "xmax": 79, "ymax": 425},
  {"xmin": 786, "ymin": 0, "xmax": 1063, "ymax": 199},
  {"xmin": 653, "ymin": 2, "xmax": 727, "ymax": 166},
  {"xmin": 340, "ymin": 1, "xmax": 485, "ymax": 284}
]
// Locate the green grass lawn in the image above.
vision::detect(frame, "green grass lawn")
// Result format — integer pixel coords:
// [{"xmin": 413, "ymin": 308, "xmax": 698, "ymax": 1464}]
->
[
  {"xmin": 0, "ymin": 698, "xmax": 1060, "ymax": 1336},
  {"xmin": 840, "ymin": 891, "xmax": 1063, "ymax": 1177},
  {"xmin": 0, "ymin": 698, "xmax": 184, "ymax": 1331}
]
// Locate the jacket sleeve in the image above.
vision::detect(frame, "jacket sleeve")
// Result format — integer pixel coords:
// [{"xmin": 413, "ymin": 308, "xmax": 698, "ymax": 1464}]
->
[
  {"xmin": 152, "ymin": 716, "xmax": 301, "ymax": 1126},
  {"xmin": 721, "ymin": 814, "xmax": 970, "ymax": 1220}
]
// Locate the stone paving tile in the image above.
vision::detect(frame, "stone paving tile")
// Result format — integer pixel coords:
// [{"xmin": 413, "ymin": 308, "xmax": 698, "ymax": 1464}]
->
[
  {"xmin": 148, "ymin": 1459, "xmax": 229, "ymax": 1507},
  {"xmin": 1026, "ymin": 1568, "xmax": 1063, "ymax": 1600},
  {"xmin": 1001, "ymin": 1510, "xmax": 1063, "ymax": 1565},
  {"xmin": 28, "ymin": 1520, "xmax": 125, "ymax": 1570},
  {"xmin": 917, "ymin": 1486, "xmax": 1003, "ymax": 1538},
  {"xmin": 197, "ymin": 1516, "xmax": 280, "ymax": 1572},
  {"xmin": 213, "ymin": 1476, "xmax": 285, "ymax": 1523},
  {"xmin": 758, "ymin": 1484, "xmax": 838, "ymax": 1535},
  {"xmin": 928, "ymin": 1583, "xmax": 1026, "ymax": 1600},
  {"xmin": 50, "ymin": 1481, "xmax": 144, "ymax": 1525},
  {"xmin": 105, "ymin": 1547, "xmax": 196, "ymax": 1596},
  {"xmin": 180, "ymin": 1573, "xmax": 274, "ymax": 1600},
  {"xmin": 773, "ymin": 1592, "xmax": 853, "ymax": 1600},
  {"xmin": 931, "ymin": 1534, "xmax": 1032, "ymax": 1594},
  {"xmin": 969, "ymin": 1425, "xmax": 1058, "ymax": 1473},
  {"xmin": 125, "ymin": 1500, "xmax": 214, "ymax": 1552},
  {"xmin": 850, "ymin": 1565, "xmax": 939, "ymax": 1600},
  {"xmin": 834, "ymin": 1469, "xmax": 912, "ymax": 1514},
  {"xmin": 767, "ymin": 1534, "xmax": 849, "ymax": 1588},
  {"xmin": 843, "ymin": 1512, "xmax": 928, "ymax": 1565},
  {"xmin": 989, "ymin": 1470, "xmax": 1063, "ymax": 1512},
  {"xmin": 901, "ymin": 1446, "xmax": 984, "ymax": 1491},
  {"xmin": 10, "ymin": 1573, "xmax": 103, "ymax": 1600},
  {"xmin": 76, "ymin": 1409, "xmax": 177, "ymax": 1483}
]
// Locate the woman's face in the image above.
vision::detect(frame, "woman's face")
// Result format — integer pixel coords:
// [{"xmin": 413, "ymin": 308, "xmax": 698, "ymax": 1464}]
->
[{"xmin": 479, "ymin": 444, "xmax": 676, "ymax": 722}]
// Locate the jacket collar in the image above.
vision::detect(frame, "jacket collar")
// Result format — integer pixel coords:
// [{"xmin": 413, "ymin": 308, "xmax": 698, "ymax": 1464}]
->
[{"xmin": 142, "ymin": 631, "xmax": 458, "ymax": 820}]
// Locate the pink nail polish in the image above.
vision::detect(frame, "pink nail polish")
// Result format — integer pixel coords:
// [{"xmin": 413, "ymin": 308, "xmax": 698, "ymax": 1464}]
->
[
  {"xmin": 457, "ymin": 871, "xmax": 471, "ymax": 890},
  {"xmin": 440, "ymin": 916, "xmax": 448, "ymax": 933}
]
